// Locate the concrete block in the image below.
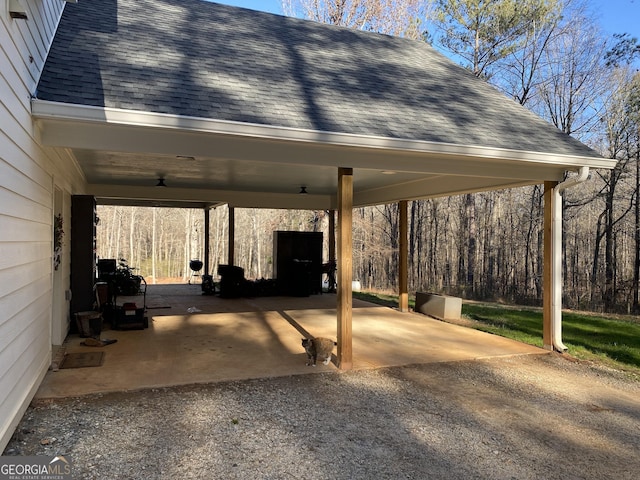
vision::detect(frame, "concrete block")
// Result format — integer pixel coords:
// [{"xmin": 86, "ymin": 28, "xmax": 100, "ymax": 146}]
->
[{"xmin": 415, "ymin": 292, "xmax": 462, "ymax": 321}]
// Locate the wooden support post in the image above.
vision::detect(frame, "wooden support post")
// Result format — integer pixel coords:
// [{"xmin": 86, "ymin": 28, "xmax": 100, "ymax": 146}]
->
[
  {"xmin": 204, "ymin": 208, "xmax": 210, "ymax": 276},
  {"xmin": 228, "ymin": 206, "xmax": 235, "ymax": 266},
  {"xmin": 542, "ymin": 181, "xmax": 557, "ymax": 350},
  {"xmin": 399, "ymin": 200, "xmax": 409, "ymax": 312},
  {"xmin": 337, "ymin": 168, "xmax": 353, "ymax": 370}
]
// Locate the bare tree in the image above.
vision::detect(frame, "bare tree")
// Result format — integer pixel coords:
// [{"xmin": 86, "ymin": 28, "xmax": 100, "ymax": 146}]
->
[
  {"xmin": 282, "ymin": 0, "xmax": 431, "ymax": 38},
  {"xmin": 533, "ymin": 5, "xmax": 609, "ymax": 137},
  {"xmin": 588, "ymin": 69, "xmax": 640, "ymax": 310},
  {"xmin": 630, "ymin": 75, "xmax": 640, "ymax": 313}
]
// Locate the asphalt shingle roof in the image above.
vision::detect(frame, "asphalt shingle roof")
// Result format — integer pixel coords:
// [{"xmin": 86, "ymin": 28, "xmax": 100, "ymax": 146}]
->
[{"xmin": 36, "ymin": 0, "xmax": 600, "ymax": 159}]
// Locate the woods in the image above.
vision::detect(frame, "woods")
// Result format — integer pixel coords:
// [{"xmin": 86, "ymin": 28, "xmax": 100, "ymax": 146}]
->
[{"xmin": 96, "ymin": 0, "xmax": 640, "ymax": 314}]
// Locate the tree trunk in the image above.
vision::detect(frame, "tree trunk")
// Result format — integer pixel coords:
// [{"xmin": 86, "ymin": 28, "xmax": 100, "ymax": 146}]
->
[
  {"xmin": 633, "ymin": 149, "xmax": 640, "ymax": 313},
  {"xmin": 152, "ymin": 207, "xmax": 157, "ymax": 284},
  {"xmin": 465, "ymin": 193, "xmax": 476, "ymax": 297}
]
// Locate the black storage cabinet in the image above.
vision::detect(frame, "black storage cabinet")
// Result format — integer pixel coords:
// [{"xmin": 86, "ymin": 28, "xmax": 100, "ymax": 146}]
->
[
  {"xmin": 70, "ymin": 195, "xmax": 97, "ymax": 314},
  {"xmin": 273, "ymin": 231, "xmax": 323, "ymax": 296}
]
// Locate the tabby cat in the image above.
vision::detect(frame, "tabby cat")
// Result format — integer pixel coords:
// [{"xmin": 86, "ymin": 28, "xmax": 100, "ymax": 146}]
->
[{"xmin": 302, "ymin": 337, "xmax": 336, "ymax": 366}]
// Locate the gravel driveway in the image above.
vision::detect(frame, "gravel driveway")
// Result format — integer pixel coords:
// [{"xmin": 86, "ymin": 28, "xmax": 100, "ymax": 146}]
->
[{"xmin": 4, "ymin": 353, "xmax": 639, "ymax": 479}]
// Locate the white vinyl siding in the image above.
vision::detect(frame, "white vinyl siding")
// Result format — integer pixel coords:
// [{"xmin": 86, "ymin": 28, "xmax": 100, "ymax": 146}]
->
[{"xmin": 0, "ymin": 0, "xmax": 85, "ymax": 451}]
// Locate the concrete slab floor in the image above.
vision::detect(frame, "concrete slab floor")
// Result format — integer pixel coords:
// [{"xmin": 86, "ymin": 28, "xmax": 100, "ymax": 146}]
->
[{"xmin": 37, "ymin": 284, "xmax": 546, "ymax": 399}]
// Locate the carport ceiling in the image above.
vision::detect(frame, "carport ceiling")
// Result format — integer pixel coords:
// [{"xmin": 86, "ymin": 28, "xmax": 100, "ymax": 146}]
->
[{"xmin": 32, "ymin": 0, "xmax": 616, "ymax": 209}]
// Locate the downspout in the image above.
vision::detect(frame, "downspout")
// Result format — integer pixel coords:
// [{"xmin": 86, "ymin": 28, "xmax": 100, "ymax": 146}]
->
[{"xmin": 551, "ymin": 166, "xmax": 590, "ymax": 351}]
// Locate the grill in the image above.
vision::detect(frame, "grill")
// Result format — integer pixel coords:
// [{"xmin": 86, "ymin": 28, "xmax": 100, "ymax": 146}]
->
[{"xmin": 188, "ymin": 259, "xmax": 203, "ymax": 284}]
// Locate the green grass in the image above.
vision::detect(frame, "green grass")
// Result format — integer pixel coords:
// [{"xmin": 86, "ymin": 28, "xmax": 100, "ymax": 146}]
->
[
  {"xmin": 462, "ymin": 304, "xmax": 545, "ymax": 347},
  {"xmin": 352, "ymin": 291, "xmax": 399, "ymax": 308},
  {"xmin": 354, "ymin": 291, "xmax": 640, "ymax": 377}
]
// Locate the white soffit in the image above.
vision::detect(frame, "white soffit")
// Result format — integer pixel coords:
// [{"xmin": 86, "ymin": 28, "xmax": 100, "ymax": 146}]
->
[{"xmin": 31, "ymin": 100, "xmax": 618, "ymax": 172}]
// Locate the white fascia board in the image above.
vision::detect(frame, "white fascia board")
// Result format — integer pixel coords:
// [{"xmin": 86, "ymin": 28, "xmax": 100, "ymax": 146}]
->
[{"xmin": 31, "ymin": 99, "xmax": 618, "ymax": 170}]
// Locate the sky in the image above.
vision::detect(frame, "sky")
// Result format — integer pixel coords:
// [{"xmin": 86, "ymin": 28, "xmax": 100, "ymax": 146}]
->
[{"xmin": 212, "ymin": 0, "xmax": 640, "ymax": 39}]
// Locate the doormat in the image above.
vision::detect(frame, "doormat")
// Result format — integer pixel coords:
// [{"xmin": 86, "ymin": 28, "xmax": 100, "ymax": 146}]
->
[{"xmin": 59, "ymin": 351, "xmax": 105, "ymax": 369}]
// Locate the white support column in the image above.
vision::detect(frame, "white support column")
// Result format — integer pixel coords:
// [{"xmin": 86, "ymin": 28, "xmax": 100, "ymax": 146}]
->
[
  {"xmin": 551, "ymin": 183, "xmax": 568, "ymax": 351},
  {"xmin": 544, "ymin": 167, "xmax": 589, "ymax": 352}
]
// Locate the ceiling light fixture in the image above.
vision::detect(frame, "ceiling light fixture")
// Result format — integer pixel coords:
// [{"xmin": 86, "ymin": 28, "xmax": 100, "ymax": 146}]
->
[
  {"xmin": 156, "ymin": 178, "xmax": 167, "ymax": 187},
  {"xmin": 299, "ymin": 186, "xmax": 308, "ymax": 195}
]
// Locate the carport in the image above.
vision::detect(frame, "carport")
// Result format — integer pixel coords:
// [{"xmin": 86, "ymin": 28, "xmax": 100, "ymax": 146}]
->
[
  {"xmin": 35, "ymin": 284, "xmax": 544, "ymax": 399},
  {"xmin": 34, "ymin": 0, "xmax": 616, "ymax": 369}
]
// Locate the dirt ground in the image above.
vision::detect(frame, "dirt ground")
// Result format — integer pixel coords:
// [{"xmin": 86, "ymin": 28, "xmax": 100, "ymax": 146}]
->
[{"xmin": 4, "ymin": 353, "xmax": 639, "ymax": 479}]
